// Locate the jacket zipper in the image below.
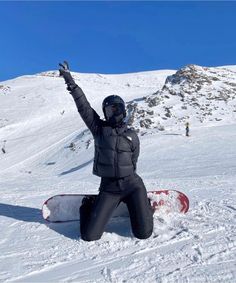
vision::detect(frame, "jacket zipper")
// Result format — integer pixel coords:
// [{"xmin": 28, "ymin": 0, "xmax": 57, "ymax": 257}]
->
[{"xmin": 114, "ymin": 133, "xmax": 119, "ymax": 178}]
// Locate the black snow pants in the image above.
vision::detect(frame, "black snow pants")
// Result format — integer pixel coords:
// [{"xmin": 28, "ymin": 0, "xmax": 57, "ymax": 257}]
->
[{"xmin": 80, "ymin": 173, "xmax": 153, "ymax": 241}]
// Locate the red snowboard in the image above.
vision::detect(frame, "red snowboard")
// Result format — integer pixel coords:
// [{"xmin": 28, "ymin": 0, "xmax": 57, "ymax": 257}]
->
[{"xmin": 42, "ymin": 190, "xmax": 189, "ymax": 223}]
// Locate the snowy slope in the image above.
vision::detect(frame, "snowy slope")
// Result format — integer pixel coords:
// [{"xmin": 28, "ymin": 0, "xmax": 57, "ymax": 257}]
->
[{"xmin": 0, "ymin": 66, "xmax": 236, "ymax": 282}]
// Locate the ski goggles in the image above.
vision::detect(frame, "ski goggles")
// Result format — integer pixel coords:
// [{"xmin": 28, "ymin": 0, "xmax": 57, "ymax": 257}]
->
[{"xmin": 104, "ymin": 103, "xmax": 124, "ymax": 119}]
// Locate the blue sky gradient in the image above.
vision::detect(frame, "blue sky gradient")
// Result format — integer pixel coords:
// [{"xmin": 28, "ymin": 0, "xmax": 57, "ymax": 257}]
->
[{"xmin": 0, "ymin": 1, "xmax": 236, "ymax": 81}]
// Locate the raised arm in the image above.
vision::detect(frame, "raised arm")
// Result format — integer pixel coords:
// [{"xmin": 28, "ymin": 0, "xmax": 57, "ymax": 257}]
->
[{"xmin": 59, "ymin": 61, "xmax": 101, "ymax": 135}]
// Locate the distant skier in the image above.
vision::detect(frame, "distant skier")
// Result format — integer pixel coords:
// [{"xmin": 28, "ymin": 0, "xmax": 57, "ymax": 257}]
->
[
  {"xmin": 59, "ymin": 61, "xmax": 153, "ymax": 241},
  {"xmin": 185, "ymin": 122, "xmax": 190, "ymax": 137},
  {"xmin": 1, "ymin": 140, "xmax": 6, "ymax": 154}
]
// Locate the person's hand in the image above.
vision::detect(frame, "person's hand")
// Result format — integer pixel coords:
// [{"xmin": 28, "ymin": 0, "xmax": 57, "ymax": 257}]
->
[
  {"xmin": 59, "ymin": 61, "xmax": 70, "ymax": 76},
  {"xmin": 58, "ymin": 61, "xmax": 77, "ymax": 91}
]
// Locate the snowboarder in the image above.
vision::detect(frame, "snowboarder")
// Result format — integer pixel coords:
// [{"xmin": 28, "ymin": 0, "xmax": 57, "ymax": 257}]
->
[
  {"xmin": 59, "ymin": 61, "xmax": 153, "ymax": 241},
  {"xmin": 185, "ymin": 122, "xmax": 190, "ymax": 137}
]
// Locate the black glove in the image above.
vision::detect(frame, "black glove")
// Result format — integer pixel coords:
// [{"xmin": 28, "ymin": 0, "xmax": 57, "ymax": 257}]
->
[
  {"xmin": 59, "ymin": 60, "xmax": 70, "ymax": 75},
  {"xmin": 59, "ymin": 61, "xmax": 77, "ymax": 91}
]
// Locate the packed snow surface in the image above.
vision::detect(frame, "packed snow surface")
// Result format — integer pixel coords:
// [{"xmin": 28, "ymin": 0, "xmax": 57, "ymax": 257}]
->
[{"xmin": 0, "ymin": 67, "xmax": 235, "ymax": 282}]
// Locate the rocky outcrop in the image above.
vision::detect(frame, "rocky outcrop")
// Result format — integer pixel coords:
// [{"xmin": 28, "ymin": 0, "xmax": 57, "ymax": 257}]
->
[
  {"xmin": 126, "ymin": 65, "xmax": 236, "ymax": 132},
  {"xmin": 0, "ymin": 85, "xmax": 11, "ymax": 95}
]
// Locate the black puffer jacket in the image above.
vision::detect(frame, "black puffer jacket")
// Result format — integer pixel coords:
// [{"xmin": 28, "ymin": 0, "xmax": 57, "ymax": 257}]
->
[{"xmin": 70, "ymin": 86, "xmax": 139, "ymax": 178}]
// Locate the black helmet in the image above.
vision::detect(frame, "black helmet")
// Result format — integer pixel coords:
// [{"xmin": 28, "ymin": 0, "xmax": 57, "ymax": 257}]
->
[{"xmin": 102, "ymin": 95, "xmax": 126, "ymax": 126}]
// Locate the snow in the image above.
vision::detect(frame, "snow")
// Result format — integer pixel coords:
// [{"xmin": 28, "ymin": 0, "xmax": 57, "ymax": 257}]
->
[{"xmin": 0, "ymin": 68, "xmax": 236, "ymax": 282}]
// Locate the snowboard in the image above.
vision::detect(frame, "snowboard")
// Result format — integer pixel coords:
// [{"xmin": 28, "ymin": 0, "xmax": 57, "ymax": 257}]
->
[{"xmin": 42, "ymin": 190, "xmax": 189, "ymax": 223}]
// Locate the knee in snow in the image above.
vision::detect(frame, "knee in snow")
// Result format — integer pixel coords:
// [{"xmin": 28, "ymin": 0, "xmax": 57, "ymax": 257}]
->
[{"xmin": 81, "ymin": 232, "xmax": 102, "ymax": 242}]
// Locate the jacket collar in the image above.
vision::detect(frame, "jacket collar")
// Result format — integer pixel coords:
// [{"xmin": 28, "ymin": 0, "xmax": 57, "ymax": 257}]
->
[{"xmin": 114, "ymin": 123, "xmax": 127, "ymax": 134}]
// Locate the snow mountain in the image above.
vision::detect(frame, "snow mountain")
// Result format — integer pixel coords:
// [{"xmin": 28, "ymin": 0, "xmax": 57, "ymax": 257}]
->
[
  {"xmin": 0, "ymin": 65, "xmax": 236, "ymax": 282},
  {"xmin": 127, "ymin": 64, "xmax": 236, "ymax": 133}
]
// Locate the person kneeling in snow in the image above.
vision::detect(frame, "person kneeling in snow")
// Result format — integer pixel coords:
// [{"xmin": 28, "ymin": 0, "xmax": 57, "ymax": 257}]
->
[{"xmin": 59, "ymin": 61, "xmax": 153, "ymax": 241}]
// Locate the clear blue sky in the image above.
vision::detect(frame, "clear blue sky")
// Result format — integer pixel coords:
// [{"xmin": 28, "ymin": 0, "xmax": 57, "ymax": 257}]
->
[{"xmin": 0, "ymin": 1, "xmax": 236, "ymax": 81}]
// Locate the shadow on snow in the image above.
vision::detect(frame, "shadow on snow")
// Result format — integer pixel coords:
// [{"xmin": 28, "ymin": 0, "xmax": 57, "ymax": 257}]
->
[
  {"xmin": 59, "ymin": 159, "xmax": 93, "ymax": 176},
  {"xmin": 0, "ymin": 202, "xmax": 131, "ymax": 239}
]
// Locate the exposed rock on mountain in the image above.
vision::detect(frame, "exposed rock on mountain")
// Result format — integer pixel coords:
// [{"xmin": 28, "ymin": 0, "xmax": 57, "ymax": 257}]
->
[
  {"xmin": 0, "ymin": 85, "xmax": 11, "ymax": 95},
  {"xmin": 127, "ymin": 65, "xmax": 236, "ymax": 132}
]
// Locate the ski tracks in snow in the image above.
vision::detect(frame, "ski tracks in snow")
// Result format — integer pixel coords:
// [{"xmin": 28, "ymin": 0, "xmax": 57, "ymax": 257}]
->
[{"xmin": 5, "ymin": 197, "xmax": 235, "ymax": 283}]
